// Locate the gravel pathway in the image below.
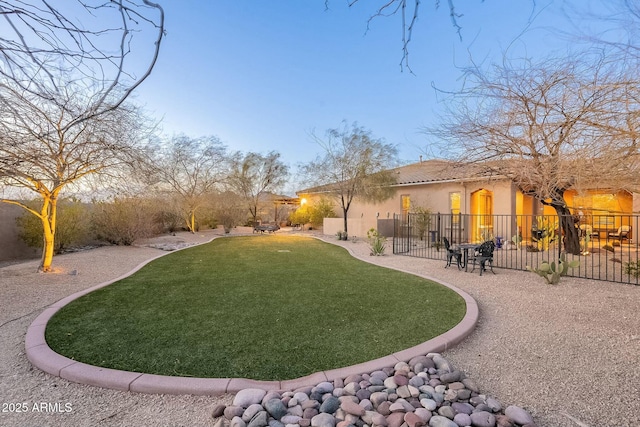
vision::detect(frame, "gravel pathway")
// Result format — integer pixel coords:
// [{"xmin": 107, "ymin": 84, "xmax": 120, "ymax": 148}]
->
[{"xmin": 0, "ymin": 230, "xmax": 638, "ymax": 427}]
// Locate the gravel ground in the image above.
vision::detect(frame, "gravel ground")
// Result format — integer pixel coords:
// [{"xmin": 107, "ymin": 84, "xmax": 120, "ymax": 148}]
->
[{"xmin": 0, "ymin": 229, "xmax": 638, "ymax": 427}]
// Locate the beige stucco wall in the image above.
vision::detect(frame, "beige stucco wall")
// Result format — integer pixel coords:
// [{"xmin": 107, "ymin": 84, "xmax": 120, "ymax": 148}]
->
[
  {"xmin": 306, "ymin": 178, "xmax": 519, "ymax": 238},
  {"xmin": 323, "ymin": 217, "xmax": 370, "ymax": 238}
]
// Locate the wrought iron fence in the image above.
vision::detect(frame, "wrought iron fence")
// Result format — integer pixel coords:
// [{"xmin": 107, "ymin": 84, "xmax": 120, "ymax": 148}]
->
[{"xmin": 393, "ymin": 212, "xmax": 640, "ymax": 285}]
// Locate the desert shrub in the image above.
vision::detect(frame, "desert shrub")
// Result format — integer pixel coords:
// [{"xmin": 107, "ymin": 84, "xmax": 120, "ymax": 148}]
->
[
  {"xmin": 289, "ymin": 206, "xmax": 311, "ymax": 226},
  {"xmin": 411, "ymin": 205, "xmax": 432, "ymax": 241},
  {"xmin": 91, "ymin": 198, "xmax": 161, "ymax": 245},
  {"xmin": 289, "ymin": 198, "xmax": 336, "ymax": 228},
  {"xmin": 214, "ymin": 191, "xmax": 245, "ymax": 232},
  {"xmin": 624, "ymin": 261, "xmax": 640, "ymax": 278},
  {"xmin": 153, "ymin": 208, "xmax": 183, "ymax": 233},
  {"xmin": 367, "ymin": 228, "xmax": 387, "ymax": 256},
  {"xmin": 309, "ymin": 198, "xmax": 336, "ymax": 227},
  {"xmin": 16, "ymin": 198, "xmax": 91, "ymax": 254}
]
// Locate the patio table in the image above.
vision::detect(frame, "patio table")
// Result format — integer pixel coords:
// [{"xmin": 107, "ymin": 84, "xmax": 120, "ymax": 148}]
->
[{"xmin": 457, "ymin": 243, "xmax": 480, "ymax": 272}]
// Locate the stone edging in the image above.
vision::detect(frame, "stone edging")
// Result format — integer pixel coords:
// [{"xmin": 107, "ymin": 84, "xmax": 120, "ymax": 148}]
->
[{"xmin": 25, "ymin": 235, "xmax": 479, "ymax": 396}]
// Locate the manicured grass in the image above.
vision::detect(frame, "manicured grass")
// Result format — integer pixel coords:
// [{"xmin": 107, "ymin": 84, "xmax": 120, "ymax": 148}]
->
[{"xmin": 46, "ymin": 235, "xmax": 466, "ymax": 380}]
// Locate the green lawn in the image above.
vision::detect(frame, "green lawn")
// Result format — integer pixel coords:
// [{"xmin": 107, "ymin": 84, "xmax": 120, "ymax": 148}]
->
[{"xmin": 45, "ymin": 235, "xmax": 466, "ymax": 380}]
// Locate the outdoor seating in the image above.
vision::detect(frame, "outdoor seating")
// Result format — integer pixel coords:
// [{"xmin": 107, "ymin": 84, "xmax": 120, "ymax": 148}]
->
[
  {"xmin": 469, "ymin": 240, "xmax": 496, "ymax": 276},
  {"xmin": 607, "ymin": 225, "xmax": 631, "ymax": 243},
  {"xmin": 443, "ymin": 237, "xmax": 462, "ymax": 270},
  {"xmin": 253, "ymin": 223, "xmax": 280, "ymax": 233}
]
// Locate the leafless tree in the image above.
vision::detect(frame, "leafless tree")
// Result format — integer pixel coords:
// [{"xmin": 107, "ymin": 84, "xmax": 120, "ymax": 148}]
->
[
  {"xmin": 0, "ymin": 88, "xmax": 153, "ymax": 270},
  {"xmin": 0, "ymin": 0, "xmax": 164, "ymax": 125},
  {"xmin": 150, "ymin": 135, "xmax": 228, "ymax": 233},
  {"xmin": 0, "ymin": 1, "xmax": 164, "ymax": 272},
  {"xmin": 429, "ymin": 54, "xmax": 640, "ymax": 255},
  {"xmin": 227, "ymin": 151, "xmax": 289, "ymax": 226},
  {"xmin": 302, "ymin": 122, "xmax": 398, "ymax": 235}
]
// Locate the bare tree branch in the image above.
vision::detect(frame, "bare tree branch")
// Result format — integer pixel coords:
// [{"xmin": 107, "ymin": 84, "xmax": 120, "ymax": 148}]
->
[{"xmin": 0, "ymin": 0, "xmax": 164, "ymax": 129}]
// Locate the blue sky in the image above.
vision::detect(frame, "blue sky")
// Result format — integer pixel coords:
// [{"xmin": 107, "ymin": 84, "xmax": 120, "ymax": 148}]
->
[{"xmin": 132, "ymin": 1, "xmax": 607, "ymax": 178}]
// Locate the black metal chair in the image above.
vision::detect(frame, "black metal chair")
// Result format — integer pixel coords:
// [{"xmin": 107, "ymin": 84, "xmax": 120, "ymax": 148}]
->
[
  {"xmin": 443, "ymin": 237, "xmax": 462, "ymax": 270},
  {"xmin": 469, "ymin": 240, "xmax": 496, "ymax": 276}
]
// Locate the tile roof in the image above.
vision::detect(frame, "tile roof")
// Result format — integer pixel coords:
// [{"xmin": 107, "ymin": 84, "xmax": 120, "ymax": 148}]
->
[
  {"xmin": 297, "ymin": 160, "xmax": 504, "ymax": 194},
  {"xmin": 391, "ymin": 159, "xmax": 501, "ymax": 185}
]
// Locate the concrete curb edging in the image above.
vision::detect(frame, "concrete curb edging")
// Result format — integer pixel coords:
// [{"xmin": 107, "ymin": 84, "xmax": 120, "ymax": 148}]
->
[{"xmin": 25, "ymin": 236, "xmax": 479, "ymax": 396}]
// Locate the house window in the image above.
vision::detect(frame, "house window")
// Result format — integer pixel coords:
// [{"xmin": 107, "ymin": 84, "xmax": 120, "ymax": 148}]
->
[
  {"xmin": 450, "ymin": 192, "xmax": 461, "ymax": 224},
  {"xmin": 401, "ymin": 195, "xmax": 411, "ymax": 217}
]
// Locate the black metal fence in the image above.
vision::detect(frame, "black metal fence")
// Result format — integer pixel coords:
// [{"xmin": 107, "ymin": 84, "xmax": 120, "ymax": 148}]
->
[{"xmin": 393, "ymin": 212, "xmax": 640, "ymax": 285}]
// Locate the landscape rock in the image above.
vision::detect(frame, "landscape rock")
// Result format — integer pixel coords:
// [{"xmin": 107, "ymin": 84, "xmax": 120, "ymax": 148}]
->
[
  {"xmin": 219, "ymin": 354, "xmax": 537, "ymax": 427},
  {"xmin": 504, "ymin": 406, "xmax": 534, "ymax": 425},
  {"xmin": 265, "ymin": 399, "xmax": 288, "ymax": 420},
  {"xmin": 469, "ymin": 411, "xmax": 496, "ymax": 427},
  {"xmin": 311, "ymin": 412, "xmax": 336, "ymax": 427},
  {"xmin": 212, "ymin": 404, "xmax": 226, "ymax": 418},
  {"xmin": 428, "ymin": 415, "xmax": 458, "ymax": 427},
  {"xmin": 235, "ymin": 389, "xmax": 268, "ymax": 408},
  {"xmin": 248, "ymin": 411, "xmax": 269, "ymax": 427}
]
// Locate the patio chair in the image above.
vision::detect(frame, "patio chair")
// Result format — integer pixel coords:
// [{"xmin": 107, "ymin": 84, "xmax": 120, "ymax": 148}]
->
[
  {"xmin": 607, "ymin": 225, "xmax": 632, "ymax": 243},
  {"xmin": 469, "ymin": 240, "xmax": 496, "ymax": 276},
  {"xmin": 443, "ymin": 237, "xmax": 462, "ymax": 270}
]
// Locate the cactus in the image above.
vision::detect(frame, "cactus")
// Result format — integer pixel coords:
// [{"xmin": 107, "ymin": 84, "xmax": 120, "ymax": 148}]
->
[{"xmin": 527, "ymin": 253, "xmax": 580, "ymax": 285}]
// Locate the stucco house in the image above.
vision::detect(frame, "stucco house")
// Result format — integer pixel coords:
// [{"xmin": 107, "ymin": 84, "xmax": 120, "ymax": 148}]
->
[{"xmin": 297, "ymin": 159, "xmax": 638, "ymax": 242}]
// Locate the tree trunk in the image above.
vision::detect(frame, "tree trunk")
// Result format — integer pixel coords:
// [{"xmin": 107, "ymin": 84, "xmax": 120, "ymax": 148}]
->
[
  {"xmin": 553, "ymin": 203, "xmax": 581, "ymax": 256},
  {"xmin": 40, "ymin": 197, "xmax": 57, "ymax": 272},
  {"xmin": 342, "ymin": 209, "xmax": 348, "ymax": 235}
]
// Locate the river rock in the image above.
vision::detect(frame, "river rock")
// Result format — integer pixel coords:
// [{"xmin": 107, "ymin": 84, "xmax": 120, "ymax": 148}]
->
[
  {"xmin": 453, "ymin": 413, "xmax": 471, "ymax": 427},
  {"xmin": 234, "ymin": 389, "xmax": 267, "ymax": 408},
  {"xmin": 440, "ymin": 371, "xmax": 461, "ymax": 384},
  {"xmin": 282, "ymin": 415, "xmax": 302, "ymax": 424},
  {"xmin": 451, "ymin": 402, "xmax": 474, "ymax": 415},
  {"xmin": 469, "ymin": 411, "xmax": 496, "ymax": 427},
  {"xmin": 386, "ymin": 411, "xmax": 406, "ymax": 427},
  {"xmin": 320, "ymin": 397, "xmax": 340, "ymax": 414},
  {"xmin": 404, "ymin": 411, "xmax": 426, "ymax": 427},
  {"xmin": 212, "ymin": 404, "xmax": 226, "ymax": 418},
  {"xmin": 437, "ymin": 406, "xmax": 455, "ymax": 420},
  {"xmin": 486, "ymin": 398, "xmax": 502, "ymax": 413},
  {"xmin": 225, "ymin": 406, "xmax": 245, "ymax": 419},
  {"xmin": 311, "ymin": 413, "xmax": 336, "ymax": 427},
  {"xmin": 420, "ymin": 399, "xmax": 437, "ymax": 411},
  {"xmin": 504, "ymin": 406, "xmax": 533, "ymax": 425},
  {"xmin": 231, "ymin": 416, "xmax": 247, "ymax": 427},
  {"xmin": 265, "ymin": 399, "xmax": 288, "ymax": 420},
  {"xmin": 428, "ymin": 415, "xmax": 458, "ymax": 427},
  {"xmin": 243, "ymin": 404, "xmax": 266, "ymax": 423},
  {"xmin": 316, "ymin": 382, "xmax": 334, "ymax": 394},
  {"xmin": 341, "ymin": 399, "xmax": 365, "ymax": 417},
  {"xmin": 248, "ymin": 411, "xmax": 270, "ymax": 427}
]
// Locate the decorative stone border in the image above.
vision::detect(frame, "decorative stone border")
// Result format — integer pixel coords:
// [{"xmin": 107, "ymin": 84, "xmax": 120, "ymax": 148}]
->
[{"xmin": 25, "ymin": 236, "xmax": 478, "ymax": 396}]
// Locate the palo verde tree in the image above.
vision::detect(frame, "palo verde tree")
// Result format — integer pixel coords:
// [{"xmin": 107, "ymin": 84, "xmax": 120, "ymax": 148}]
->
[
  {"xmin": 302, "ymin": 122, "xmax": 398, "ymax": 235},
  {"xmin": 227, "ymin": 151, "xmax": 289, "ymax": 226},
  {"xmin": 0, "ymin": 1, "xmax": 164, "ymax": 272},
  {"xmin": 430, "ymin": 54, "xmax": 640, "ymax": 255},
  {"xmin": 150, "ymin": 135, "xmax": 228, "ymax": 233}
]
